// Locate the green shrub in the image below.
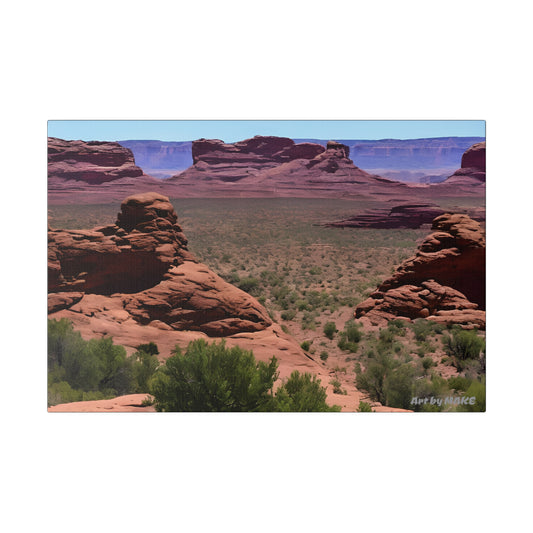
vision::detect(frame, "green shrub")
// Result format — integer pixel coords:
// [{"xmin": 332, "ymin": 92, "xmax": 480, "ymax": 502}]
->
[
  {"xmin": 444, "ymin": 329, "xmax": 485, "ymax": 361},
  {"xmin": 456, "ymin": 378, "xmax": 486, "ymax": 412},
  {"xmin": 323, "ymin": 321, "xmax": 337, "ymax": 339},
  {"xmin": 422, "ymin": 357, "xmax": 434, "ymax": 373},
  {"xmin": 300, "ymin": 340, "xmax": 311, "ymax": 351},
  {"xmin": 280, "ymin": 309, "xmax": 296, "ymax": 321},
  {"xmin": 345, "ymin": 321, "xmax": 362, "ymax": 343},
  {"xmin": 447, "ymin": 376, "xmax": 472, "ymax": 392},
  {"xmin": 320, "ymin": 351, "xmax": 329, "ymax": 362},
  {"xmin": 238, "ymin": 277, "xmax": 260, "ymax": 295},
  {"xmin": 275, "ymin": 371, "xmax": 340, "ymax": 412},
  {"xmin": 357, "ymin": 401, "xmax": 373, "ymax": 412},
  {"xmin": 150, "ymin": 340, "xmax": 279, "ymax": 412}
]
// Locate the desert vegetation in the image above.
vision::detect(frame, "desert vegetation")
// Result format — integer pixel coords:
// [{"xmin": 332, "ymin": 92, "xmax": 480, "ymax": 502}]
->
[{"xmin": 48, "ymin": 197, "xmax": 485, "ymax": 411}]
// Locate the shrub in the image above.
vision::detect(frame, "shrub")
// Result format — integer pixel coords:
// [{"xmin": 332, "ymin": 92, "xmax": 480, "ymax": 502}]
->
[
  {"xmin": 323, "ymin": 321, "xmax": 337, "ymax": 339},
  {"xmin": 345, "ymin": 321, "xmax": 362, "ymax": 343},
  {"xmin": 238, "ymin": 277, "xmax": 260, "ymax": 295},
  {"xmin": 280, "ymin": 309, "xmax": 296, "ymax": 321},
  {"xmin": 422, "ymin": 357, "xmax": 434, "ymax": 373},
  {"xmin": 444, "ymin": 329, "xmax": 485, "ymax": 361},
  {"xmin": 357, "ymin": 401, "xmax": 373, "ymax": 412},
  {"xmin": 456, "ymin": 378, "xmax": 486, "ymax": 412},
  {"xmin": 320, "ymin": 351, "xmax": 329, "ymax": 362},
  {"xmin": 275, "ymin": 371, "xmax": 340, "ymax": 412},
  {"xmin": 150, "ymin": 340, "xmax": 279, "ymax": 412},
  {"xmin": 300, "ymin": 340, "xmax": 311, "ymax": 351}
]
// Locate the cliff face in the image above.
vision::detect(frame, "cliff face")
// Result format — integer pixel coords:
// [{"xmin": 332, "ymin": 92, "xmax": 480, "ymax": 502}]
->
[
  {"xmin": 167, "ymin": 135, "xmax": 410, "ymax": 198},
  {"xmin": 437, "ymin": 142, "xmax": 486, "ymax": 188},
  {"xmin": 48, "ymin": 137, "xmax": 145, "ymax": 184},
  {"xmin": 354, "ymin": 213, "xmax": 486, "ymax": 329}
]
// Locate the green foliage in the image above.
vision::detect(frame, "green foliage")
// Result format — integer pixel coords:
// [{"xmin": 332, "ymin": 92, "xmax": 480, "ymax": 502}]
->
[
  {"xmin": 444, "ymin": 328, "xmax": 485, "ymax": 361},
  {"xmin": 323, "ymin": 321, "xmax": 337, "ymax": 339},
  {"xmin": 238, "ymin": 277, "xmax": 260, "ymax": 295},
  {"xmin": 275, "ymin": 371, "xmax": 340, "ymax": 412},
  {"xmin": 280, "ymin": 309, "xmax": 296, "ymax": 321},
  {"xmin": 356, "ymin": 350, "xmax": 419, "ymax": 409},
  {"xmin": 149, "ymin": 340, "xmax": 339, "ymax": 412},
  {"xmin": 48, "ymin": 318, "xmax": 159, "ymax": 406},
  {"xmin": 319, "ymin": 350, "xmax": 329, "ymax": 362},
  {"xmin": 411, "ymin": 319, "xmax": 440, "ymax": 342},
  {"xmin": 456, "ymin": 378, "xmax": 486, "ymax": 412},
  {"xmin": 447, "ymin": 376, "xmax": 472, "ymax": 392},
  {"xmin": 422, "ymin": 357, "xmax": 435, "ymax": 372},
  {"xmin": 300, "ymin": 340, "xmax": 311, "ymax": 351},
  {"xmin": 357, "ymin": 401, "xmax": 373, "ymax": 412},
  {"xmin": 344, "ymin": 320, "xmax": 362, "ymax": 343},
  {"xmin": 150, "ymin": 340, "xmax": 278, "ymax": 412}
]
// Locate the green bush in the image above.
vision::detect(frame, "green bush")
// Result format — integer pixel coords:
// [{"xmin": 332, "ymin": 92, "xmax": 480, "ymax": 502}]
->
[
  {"xmin": 357, "ymin": 401, "xmax": 373, "ymax": 412},
  {"xmin": 149, "ymin": 340, "xmax": 339, "ymax": 412},
  {"xmin": 320, "ymin": 351, "xmax": 329, "ymax": 362},
  {"xmin": 300, "ymin": 340, "xmax": 311, "ymax": 351},
  {"xmin": 323, "ymin": 321, "xmax": 337, "ymax": 339},
  {"xmin": 275, "ymin": 371, "xmax": 340, "ymax": 412},
  {"xmin": 456, "ymin": 378, "xmax": 486, "ymax": 412},
  {"xmin": 48, "ymin": 318, "xmax": 160, "ymax": 405},
  {"xmin": 345, "ymin": 321, "xmax": 362, "ymax": 343},
  {"xmin": 238, "ymin": 277, "xmax": 260, "ymax": 295},
  {"xmin": 150, "ymin": 340, "xmax": 279, "ymax": 412},
  {"xmin": 444, "ymin": 329, "xmax": 485, "ymax": 361}
]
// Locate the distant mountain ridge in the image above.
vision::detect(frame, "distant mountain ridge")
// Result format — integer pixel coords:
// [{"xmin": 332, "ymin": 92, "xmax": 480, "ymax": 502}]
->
[{"xmin": 119, "ymin": 136, "xmax": 485, "ymax": 177}]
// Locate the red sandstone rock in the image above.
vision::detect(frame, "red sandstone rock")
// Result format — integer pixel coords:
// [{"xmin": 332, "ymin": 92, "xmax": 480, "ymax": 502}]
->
[
  {"xmin": 48, "ymin": 192, "xmax": 271, "ymax": 336},
  {"xmin": 438, "ymin": 142, "xmax": 486, "ymax": 188},
  {"xmin": 354, "ymin": 213, "xmax": 485, "ymax": 328}
]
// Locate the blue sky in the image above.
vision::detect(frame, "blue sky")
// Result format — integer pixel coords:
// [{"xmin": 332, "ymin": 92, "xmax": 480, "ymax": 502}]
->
[{"xmin": 48, "ymin": 120, "xmax": 485, "ymax": 143}]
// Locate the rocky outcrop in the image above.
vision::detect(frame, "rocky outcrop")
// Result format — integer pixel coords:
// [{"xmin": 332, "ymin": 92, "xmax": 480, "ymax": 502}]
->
[
  {"xmin": 48, "ymin": 137, "xmax": 146, "ymax": 184},
  {"xmin": 168, "ymin": 136, "xmax": 411, "ymax": 198},
  {"xmin": 438, "ymin": 142, "xmax": 486, "ymax": 188},
  {"xmin": 48, "ymin": 137, "xmax": 166, "ymax": 204},
  {"xmin": 354, "ymin": 213, "xmax": 485, "ymax": 328},
  {"xmin": 325, "ymin": 203, "xmax": 447, "ymax": 229},
  {"xmin": 48, "ymin": 192, "xmax": 272, "ymax": 336}
]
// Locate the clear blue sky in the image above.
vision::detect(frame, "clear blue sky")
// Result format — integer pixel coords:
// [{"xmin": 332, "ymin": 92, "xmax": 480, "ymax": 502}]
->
[{"xmin": 48, "ymin": 120, "xmax": 485, "ymax": 143}]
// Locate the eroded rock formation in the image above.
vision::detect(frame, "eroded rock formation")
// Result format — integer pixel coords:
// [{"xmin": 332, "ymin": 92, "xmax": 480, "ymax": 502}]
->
[
  {"xmin": 354, "ymin": 213, "xmax": 486, "ymax": 328},
  {"xmin": 438, "ymin": 141, "xmax": 486, "ymax": 188},
  {"xmin": 168, "ymin": 135, "xmax": 410, "ymax": 198},
  {"xmin": 48, "ymin": 192, "xmax": 272, "ymax": 336}
]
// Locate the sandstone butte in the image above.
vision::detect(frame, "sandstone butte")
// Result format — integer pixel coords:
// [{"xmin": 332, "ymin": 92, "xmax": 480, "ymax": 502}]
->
[
  {"xmin": 436, "ymin": 141, "xmax": 486, "ymax": 189},
  {"xmin": 49, "ymin": 192, "xmax": 394, "ymax": 412},
  {"xmin": 354, "ymin": 213, "xmax": 486, "ymax": 329},
  {"xmin": 166, "ymin": 136, "xmax": 412, "ymax": 198}
]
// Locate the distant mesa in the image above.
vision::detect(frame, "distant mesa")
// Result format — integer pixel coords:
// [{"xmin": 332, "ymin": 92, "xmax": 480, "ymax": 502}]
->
[
  {"xmin": 48, "ymin": 137, "xmax": 165, "ymax": 204},
  {"xmin": 325, "ymin": 203, "xmax": 447, "ymax": 229},
  {"xmin": 437, "ymin": 141, "xmax": 486, "ymax": 188},
  {"xmin": 168, "ymin": 135, "xmax": 411, "ymax": 198},
  {"xmin": 48, "ymin": 137, "xmax": 145, "ymax": 184},
  {"xmin": 354, "ymin": 213, "xmax": 486, "ymax": 329}
]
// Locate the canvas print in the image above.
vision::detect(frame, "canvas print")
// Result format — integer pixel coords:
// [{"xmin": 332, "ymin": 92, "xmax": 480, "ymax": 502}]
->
[{"xmin": 47, "ymin": 120, "xmax": 486, "ymax": 412}]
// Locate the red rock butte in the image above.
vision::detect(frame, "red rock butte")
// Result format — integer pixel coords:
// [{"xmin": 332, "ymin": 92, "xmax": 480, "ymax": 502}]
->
[{"xmin": 354, "ymin": 213, "xmax": 486, "ymax": 329}]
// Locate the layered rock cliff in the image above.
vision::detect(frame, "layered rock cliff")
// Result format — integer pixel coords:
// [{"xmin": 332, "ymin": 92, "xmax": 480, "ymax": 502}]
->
[
  {"xmin": 168, "ymin": 136, "xmax": 410, "ymax": 198},
  {"xmin": 48, "ymin": 137, "xmax": 165, "ymax": 204},
  {"xmin": 437, "ymin": 141, "xmax": 486, "ymax": 188},
  {"xmin": 354, "ymin": 213, "xmax": 486, "ymax": 328}
]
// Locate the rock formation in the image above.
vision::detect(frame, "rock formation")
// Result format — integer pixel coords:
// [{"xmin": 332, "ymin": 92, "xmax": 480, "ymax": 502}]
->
[
  {"xmin": 354, "ymin": 213, "xmax": 486, "ymax": 328},
  {"xmin": 48, "ymin": 192, "xmax": 326, "ymax": 394},
  {"xmin": 168, "ymin": 136, "xmax": 411, "ymax": 198},
  {"xmin": 437, "ymin": 141, "xmax": 486, "ymax": 188},
  {"xmin": 48, "ymin": 137, "xmax": 165, "ymax": 204},
  {"xmin": 48, "ymin": 192, "xmax": 272, "ymax": 336},
  {"xmin": 325, "ymin": 203, "xmax": 447, "ymax": 229}
]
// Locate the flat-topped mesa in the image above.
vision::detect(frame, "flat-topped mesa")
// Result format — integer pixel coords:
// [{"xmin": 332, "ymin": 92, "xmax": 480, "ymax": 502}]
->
[
  {"xmin": 48, "ymin": 137, "xmax": 145, "ymax": 184},
  {"xmin": 354, "ymin": 213, "xmax": 486, "ymax": 329},
  {"xmin": 191, "ymin": 136, "xmax": 325, "ymax": 165},
  {"xmin": 48, "ymin": 193, "xmax": 272, "ymax": 336}
]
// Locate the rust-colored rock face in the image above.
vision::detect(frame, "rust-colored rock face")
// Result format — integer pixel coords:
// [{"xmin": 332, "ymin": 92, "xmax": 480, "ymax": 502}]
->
[
  {"xmin": 169, "ymin": 135, "xmax": 410, "ymax": 198},
  {"xmin": 354, "ymin": 213, "xmax": 485, "ymax": 328},
  {"xmin": 461, "ymin": 142, "xmax": 486, "ymax": 171},
  {"xmin": 48, "ymin": 137, "xmax": 145, "ymax": 184},
  {"xmin": 438, "ymin": 141, "xmax": 486, "ymax": 188},
  {"xmin": 48, "ymin": 192, "xmax": 272, "ymax": 336}
]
